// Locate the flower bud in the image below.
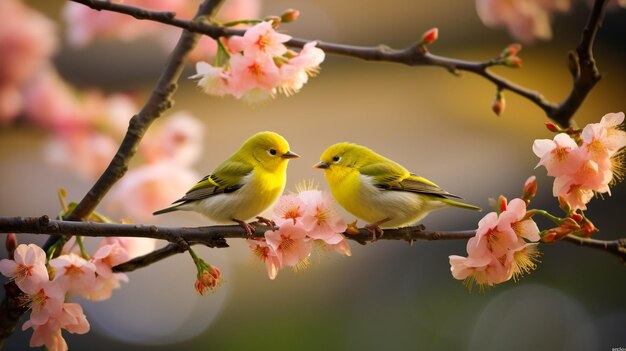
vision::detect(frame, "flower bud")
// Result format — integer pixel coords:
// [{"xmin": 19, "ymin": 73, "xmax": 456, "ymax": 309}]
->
[
  {"xmin": 545, "ymin": 122, "xmax": 560, "ymax": 133},
  {"xmin": 522, "ymin": 176, "xmax": 537, "ymax": 204},
  {"xmin": 264, "ymin": 16, "xmax": 282, "ymax": 27},
  {"xmin": 558, "ymin": 196, "xmax": 572, "ymax": 215},
  {"xmin": 420, "ymin": 28, "xmax": 438, "ymax": 45},
  {"xmin": 560, "ymin": 217, "xmax": 580, "ymax": 230},
  {"xmin": 498, "ymin": 195, "xmax": 508, "ymax": 213},
  {"xmin": 570, "ymin": 213, "xmax": 583, "ymax": 222},
  {"xmin": 501, "ymin": 43, "xmax": 522, "ymax": 57},
  {"xmin": 280, "ymin": 9, "xmax": 300, "ymax": 23},
  {"xmin": 492, "ymin": 91, "xmax": 505, "ymax": 116},
  {"xmin": 5, "ymin": 233, "xmax": 17, "ymax": 260},
  {"xmin": 541, "ymin": 229, "xmax": 558, "ymax": 243},
  {"xmin": 580, "ymin": 217, "xmax": 598, "ymax": 237},
  {"xmin": 503, "ymin": 56, "xmax": 522, "ymax": 68}
]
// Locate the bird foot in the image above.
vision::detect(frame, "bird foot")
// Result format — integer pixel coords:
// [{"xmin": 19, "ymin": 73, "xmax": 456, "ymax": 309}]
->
[
  {"xmin": 233, "ymin": 219, "xmax": 256, "ymax": 238},
  {"xmin": 255, "ymin": 216, "xmax": 276, "ymax": 228},
  {"xmin": 365, "ymin": 218, "xmax": 391, "ymax": 241}
]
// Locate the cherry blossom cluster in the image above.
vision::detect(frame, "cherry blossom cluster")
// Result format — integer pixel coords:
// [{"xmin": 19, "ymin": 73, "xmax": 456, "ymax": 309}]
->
[
  {"xmin": 62, "ymin": 0, "xmax": 261, "ymax": 62},
  {"xmin": 191, "ymin": 20, "xmax": 325, "ymax": 103},
  {"xmin": 476, "ymin": 0, "xmax": 625, "ymax": 44},
  {"xmin": 449, "ymin": 179, "xmax": 541, "ymax": 292},
  {"xmin": 248, "ymin": 188, "xmax": 351, "ymax": 280},
  {"xmin": 533, "ymin": 112, "xmax": 626, "ymax": 211},
  {"xmin": 0, "ymin": 236, "xmax": 154, "ymax": 351}
]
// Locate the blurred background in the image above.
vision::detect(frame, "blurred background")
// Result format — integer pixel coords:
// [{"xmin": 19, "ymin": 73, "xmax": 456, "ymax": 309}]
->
[{"xmin": 1, "ymin": 0, "xmax": 626, "ymax": 350}]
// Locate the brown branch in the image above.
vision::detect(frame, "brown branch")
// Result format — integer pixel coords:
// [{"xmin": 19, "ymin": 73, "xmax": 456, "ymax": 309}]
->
[
  {"xmin": 2, "ymin": 216, "xmax": 626, "ymax": 267},
  {"xmin": 0, "ymin": 1, "xmax": 226, "ymax": 347},
  {"xmin": 551, "ymin": 0, "xmax": 608, "ymax": 127},
  {"xmin": 69, "ymin": 0, "xmax": 612, "ymax": 128}
]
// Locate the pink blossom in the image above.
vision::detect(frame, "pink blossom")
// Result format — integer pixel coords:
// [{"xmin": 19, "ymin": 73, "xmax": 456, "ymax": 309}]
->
[
  {"xmin": 505, "ymin": 243, "xmax": 541, "ymax": 281},
  {"xmin": 45, "ymin": 131, "xmax": 118, "ymax": 180},
  {"xmin": 299, "ymin": 190, "xmax": 347, "ymax": 245},
  {"xmin": 23, "ymin": 303, "xmax": 90, "ymax": 351},
  {"xmin": 582, "ymin": 112, "xmax": 626, "ymax": 160},
  {"xmin": 449, "ymin": 239, "xmax": 507, "ymax": 292},
  {"xmin": 141, "ymin": 112, "xmax": 204, "ymax": 166},
  {"xmin": 498, "ymin": 198, "xmax": 540, "ymax": 242},
  {"xmin": 273, "ymin": 193, "xmax": 306, "ymax": 226},
  {"xmin": 83, "ymin": 243, "xmax": 130, "ymax": 301},
  {"xmin": 102, "ymin": 237, "xmax": 157, "ymax": 260},
  {"xmin": 229, "ymin": 53, "xmax": 280, "ymax": 98},
  {"xmin": 322, "ymin": 240, "xmax": 352, "ymax": 257},
  {"xmin": 552, "ymin": 182, "xmax": 595, "ymax": 211},
  {"xmin": 190, "ymin": 62, "xmax": 231, "ymax": 97},
  {"xmin": 0, "ymin": 244, "xmax": 49, "ymax": 294},
  {"xmin": 247, "ymin": 239, "xmax": 281, "ymax": 280},
  {"xmin": 24, "ymin": 280, "xmax": 66, "ymax": 326},
  {"xmin": 106, "ymin": 161, "xmax": 198, "ymax": 221},
  {"xmin": 533, "ymin": 133, "xmax": 584, "ymax": 177},
  {"xmin": 228, "ymin": 21, "xmax": 291, "ymax": 56},
  {"xmin": 0, "ymin": 0, "xmax": 57, "ymax": 123},
  {"xmin": 474, "ymin": 212, "xmax": 518, "ymax": 257},
  {"xmin": 278, "ymin": 42, "xmax": 325, "ymax": 96},
  {"xmin": 476, "ymin": 0, "xmax": 570, "ymax": 43},
  {"xmin": 49, "ymin": 254, "xmax": 96, "ymax": 296},
  {"xmin": 265, "ymin": 222, "xmax": 312, "ymax": 267}
]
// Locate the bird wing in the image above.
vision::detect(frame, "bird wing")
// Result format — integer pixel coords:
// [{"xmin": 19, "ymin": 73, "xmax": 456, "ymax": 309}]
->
[
  {"xmin": 172, "ymin": 161, "xmax": 254, "ymax": 203},
  {"xmin": 360, "ymin": 162, "xmax": 460, "ymax": 199}
]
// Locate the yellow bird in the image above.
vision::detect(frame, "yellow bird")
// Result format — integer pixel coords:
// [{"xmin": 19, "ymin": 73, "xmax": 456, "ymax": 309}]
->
[
  {"xmin": 154, "ymin": 131, "xmax": 300, "ymax": 234},
  {"xmin": 314, "ymin": 142, "xmax": 480, "ymax": 234}
]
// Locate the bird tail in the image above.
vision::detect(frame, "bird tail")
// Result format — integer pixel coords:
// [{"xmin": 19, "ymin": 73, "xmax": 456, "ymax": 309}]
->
[
  {"xmin": 152, "ymin": 204, "xmax": 181, "ymax": 216},
  {"xmin": 441, "ymin": 198, "xmax": 482, "ymax": 211}
]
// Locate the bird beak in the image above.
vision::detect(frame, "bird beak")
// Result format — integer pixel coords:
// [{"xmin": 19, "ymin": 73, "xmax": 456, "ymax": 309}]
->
[
  {"xmin": 281, "ymin": 151, "xmax": 300, "ymax": 159},
  {"xmin": 313, "ymin": 161, "xmax": 330, "ymax": 169}
]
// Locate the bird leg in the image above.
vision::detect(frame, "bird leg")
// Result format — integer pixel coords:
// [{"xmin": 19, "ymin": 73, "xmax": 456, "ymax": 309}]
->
[
  {"xmin": 255, "ymin": 216, "xmax": 276, "ymax": 228},
  {"xmin": 365, "ymin": 217, "xmax": 391, "ymax": 241},
  {"xmin": 233, "ymin": 218, "xmax": 256, "ymax": 238}
]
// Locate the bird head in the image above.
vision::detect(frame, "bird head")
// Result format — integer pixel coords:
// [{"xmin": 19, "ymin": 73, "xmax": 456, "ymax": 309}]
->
[
  {"xmin": 242, "ymin": 131, "xmax": 300, "ymax": 172},
  {"xmin": 314, "ymin": 142, "xmax": 375, "ymax": 174}
]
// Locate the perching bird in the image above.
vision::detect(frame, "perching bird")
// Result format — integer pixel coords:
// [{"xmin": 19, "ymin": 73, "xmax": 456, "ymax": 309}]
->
[
  {"xmin": 314, "ymin": 142, "xmax": 480, "ymax": 235},
  {"xmin": 153, "ymin": 131, "xmax": 300, "ymax": 234}
]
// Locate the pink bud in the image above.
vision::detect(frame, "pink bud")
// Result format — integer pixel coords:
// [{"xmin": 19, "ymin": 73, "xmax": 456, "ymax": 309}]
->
[
  {"xmin": 5, "ymin": 233, "xmax": 17, "ymax": 260},
  {"xmin": 580, "ymin": 217, "xmax": 598, "ymax": 237},
  {"xmin": 545, "ymin": 122, "xmax": 560, "ymax": 133},
  {"xmin": 541, "ymin": 229, "xmax": 558, "ymax": 243},
  {"xmin": 492, "ymin": 91, "xmax": 505, "ymax": 116},
  {"xmin": 421, "ymin": 28, "xmax": 438, "ymax": 45},
  {"xmin": 504, "ymin": 56, "xmax": 522, "ymax": 68},
  {"xmin": 522, "ymin": 176, "xmax": 537, "ymax": 203},
  {"xmin": 498, "ymin": 195, "xmax": 507, "ymax": 213},
  {"xmin": 502, "ymin": 43, "xmax": 522, "ymax": 57},
  {"xmin": 280, "ymin": 9, "xmax": 300, "ymax": 23},
  {"xmin": 570, "ymin": 213, "xmax": 583, "ymax": 222}
]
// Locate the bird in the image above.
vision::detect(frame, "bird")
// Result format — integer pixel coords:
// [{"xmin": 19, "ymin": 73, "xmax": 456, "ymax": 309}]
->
[
  {"xmin": 314, "ymin": 142, "xmax": 480, "ymax": 237},
  {"xmin": 153, "ymin": 131, "xmax": 300, "ymax": 235}
]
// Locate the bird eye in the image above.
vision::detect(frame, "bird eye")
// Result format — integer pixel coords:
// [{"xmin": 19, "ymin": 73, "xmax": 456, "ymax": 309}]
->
[
  {"xmin": 332, "ymin": 155, "xmax": 341, "ymax": 163},
  {"xmin": 268, "ymin": 149, "xmax": 277, "ymax": 156}
]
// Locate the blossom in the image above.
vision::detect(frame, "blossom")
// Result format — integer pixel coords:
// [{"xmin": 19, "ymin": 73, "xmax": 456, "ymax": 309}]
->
[
  {"xmin": 83, "ymin": 243, "xmax": 130, "ymax": 301},
  {"xmin": 105, "ymin": 161, "xmax": 198, "ymax": 221},
  {"xmin": 0, "ymin": 244, "xmax": 49, "ymax": 294},
  {"xmin": 299, "ymin": 190, "xmax": 347, "ymax": 245},
  {"xmin": 581, "ymin": 112, "xmax": 626, "ymax": 160},
  {"xmin": 101, "ymin": 237, "xmax": 157, "ymax": 260},
  {"xmin": 190, "ymin": 62, "xmax": 231, "ymax": 97},
  {"xmin": 49, "ymin": 254, "xmax": 97, "ymax": 296},
  {"xmin": 322, "ymin": 240, "xmax": 352, "ymax": 257},
  {"xmin": 476, "ymin": 0, "xmax": 570, "ymax": 43},
  {"xmin": 23, "ymin": 302, "xmax": 89, "ymax": 351},
  {"xmin": 278, "ymin": 42, "xmax": 325, "ymax": 96},
  {"xmin": 228, "ymin": 53, "xmax": 281, "ymax": 98},
  {"xmin": 450, "ymin": 197, "xmax": 541, "ymax": 291},
  {"xmin": 265, "ymin": 222, "xmax": 311, "ymax": 267},
  {"xmin": 533, "ymin": 133, "xmax": 583, "ymax": 177},
  {"xmin": 0, "ymin": 0, "xmax": 57, "ymax": 123},
  {"xmin": 141, "ymin": 112, "xmax": 204, "ymax": 166},
  {"xmin": 273, "ymin": 193, "xmax": 306, "ymax": 226},
  {"xmin": 228, "ymin": 21, "xmax": 291, "ymax": 56},
  {"xmin": 247, "ymin": 239, "xmax": 281, "ymax": 280},
  {"xmin": 24, "ymin": 280, "xmax": 66, "ymax": 326}
]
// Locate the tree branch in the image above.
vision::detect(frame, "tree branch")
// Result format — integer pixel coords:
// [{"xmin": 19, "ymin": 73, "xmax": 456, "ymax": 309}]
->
[
  {"xmin": 0, "ymin": 1, "xmax": 226, "ymax": 347},
  {"xmin": 1, "ymin": 216, "xmax": 625, "ymax": 267},
  {"xmin": 69, "ymin": 0, "xmax": 611, "ymax": 128}
]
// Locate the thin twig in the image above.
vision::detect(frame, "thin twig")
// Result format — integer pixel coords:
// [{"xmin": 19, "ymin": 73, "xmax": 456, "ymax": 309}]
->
[{"xmin": 69, "ymin": 0, "xmax": 611, "ymax": 128}]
